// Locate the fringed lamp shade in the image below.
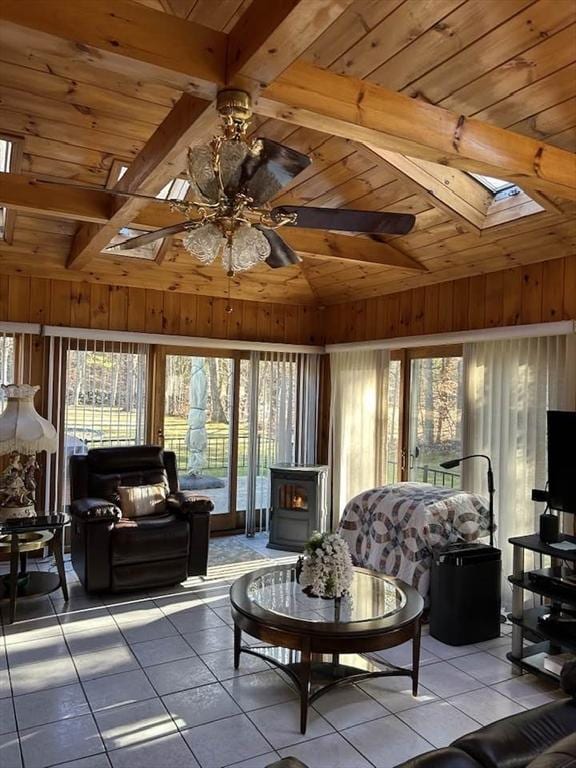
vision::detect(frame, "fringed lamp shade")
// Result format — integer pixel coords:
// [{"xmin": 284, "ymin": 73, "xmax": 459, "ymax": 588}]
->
[{"xmin": 0, "ymin": 385, "xmax": 57, "ymax": 455}]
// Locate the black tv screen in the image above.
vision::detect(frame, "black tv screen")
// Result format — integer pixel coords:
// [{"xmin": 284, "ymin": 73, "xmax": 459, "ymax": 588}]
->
[{"xmin": 547, "ymin": 410, "xmax": 576, "ymax": 514}]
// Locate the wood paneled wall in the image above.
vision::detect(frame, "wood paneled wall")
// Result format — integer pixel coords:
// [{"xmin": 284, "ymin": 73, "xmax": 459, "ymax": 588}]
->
[
  {"xmin": 0, "ymin": 256, "xmax": 573, "ymax": 347},
  {"xmin": 0, "ymin": 276, "xmax": 324, "ymax": 346},
  {"xmin": 324, "ymin": 256, "xmax": 576, "ymax": 344}
]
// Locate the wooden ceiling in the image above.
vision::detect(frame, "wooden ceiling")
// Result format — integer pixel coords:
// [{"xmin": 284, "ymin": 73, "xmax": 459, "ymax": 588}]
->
[{"xmin": 0, "ymin": 0, "xmax": 574, "ymax": 306}]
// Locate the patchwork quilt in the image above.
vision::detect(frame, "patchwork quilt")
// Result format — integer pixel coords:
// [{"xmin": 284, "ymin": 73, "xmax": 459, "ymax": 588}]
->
[{"xmin": 337, "ymin": 482, "xmax": 491, "ymax": 600}]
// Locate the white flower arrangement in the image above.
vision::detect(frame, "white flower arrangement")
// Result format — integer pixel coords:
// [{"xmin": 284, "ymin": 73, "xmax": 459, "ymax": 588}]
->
[{"xmin": 298, "ymin": 531, "xmax": 354, "ymax": 599}]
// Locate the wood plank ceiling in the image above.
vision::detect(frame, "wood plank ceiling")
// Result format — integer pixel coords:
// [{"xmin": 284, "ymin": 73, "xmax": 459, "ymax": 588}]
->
[{"xmin": 0, "ymin": 0, "xmax": 574, "ymax": 306}]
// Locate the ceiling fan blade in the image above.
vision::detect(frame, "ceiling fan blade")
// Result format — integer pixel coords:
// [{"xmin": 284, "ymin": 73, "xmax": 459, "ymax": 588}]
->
[
  {"xmin": 256, "ymin": 227, "xmax": 300, "ymax": 269},
  {"xmin": 273, "ymin": 206, "xmax": 416, "ymax": 235},
  {"xmin": 35, "ymin": 178, "xmax": 166, "ymax": 203},
  {"xmin": 240, "ymin": 139, "xmax": 311, "ymax": 205},
  {"xmin": 106, "ymin": 222, "xmax": 191, "ymax": 251}
]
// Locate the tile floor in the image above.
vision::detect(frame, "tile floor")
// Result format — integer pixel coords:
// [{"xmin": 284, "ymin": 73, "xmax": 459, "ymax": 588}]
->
[{"xmin": 0, "ymin": 534, "xmax": 566, "ymax": 768}]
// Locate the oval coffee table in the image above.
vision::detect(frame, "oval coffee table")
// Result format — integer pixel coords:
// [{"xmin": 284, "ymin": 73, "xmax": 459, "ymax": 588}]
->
[{"xmin": 230, "ymin": 564, "xmax": 424, "ymax": 733}]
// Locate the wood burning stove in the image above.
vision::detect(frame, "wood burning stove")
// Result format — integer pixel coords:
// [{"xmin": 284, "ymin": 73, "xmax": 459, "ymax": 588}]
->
[{"xmin": 268, "ymin": 464, "xmax": 329, "ymax": 551}]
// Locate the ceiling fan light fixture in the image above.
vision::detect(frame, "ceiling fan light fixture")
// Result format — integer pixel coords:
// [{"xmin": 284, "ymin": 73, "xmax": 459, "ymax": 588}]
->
[
  {"xmin": 227, "ymin": 226, "xmax": 271, "ymax": 273},
  {"xmin": 107, "ymin": 88, "xmax": 416, "ymax": 271},
  {"xmin": 183, "ymin": 222, "xmax": 271, "ymax": 274},
  {"xmin": 184, "ymin": 223, "xmax": 223, "ymax": 265}
]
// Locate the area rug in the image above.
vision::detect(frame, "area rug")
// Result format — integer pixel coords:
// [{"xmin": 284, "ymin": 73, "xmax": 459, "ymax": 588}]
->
[
  {"xmin": 203, "ymin": 535, "xmax": 296, "ymax": 583},
  {"xmin": 208, "ymin": 536, "xmax": 269, "ymax": 566}
]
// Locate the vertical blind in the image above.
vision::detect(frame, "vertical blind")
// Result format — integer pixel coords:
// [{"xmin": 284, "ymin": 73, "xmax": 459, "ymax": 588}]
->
[
  {"xmin": 245, "ymin": 351, "xmax": 321, "ymax": 535},
  {"xmin": 46, "ymin": 336, "xmax": 149, "ymax": 511},
  {"xmin": 463, "ymin": 333, "xmax": 576, "ymax": 606},
  {"xmin": 1, "ymin": 324, "xmax": 321, "ymax": 531},
  {"xmin": 329, "ymin": 349, "xmax": 390, "ymax": 526},
  {"xmin": 0, "ymin": 332, "xmax": 16, "ymax": 410}
]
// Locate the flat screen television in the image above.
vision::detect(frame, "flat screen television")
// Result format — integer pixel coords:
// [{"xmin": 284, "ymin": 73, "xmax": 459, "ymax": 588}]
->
[{"xmin": 547, "ymin": 410, "xmax": 576, "ymax": 514}]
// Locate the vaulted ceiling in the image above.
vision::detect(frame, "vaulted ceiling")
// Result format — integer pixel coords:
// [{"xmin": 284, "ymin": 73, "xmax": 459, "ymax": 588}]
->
[{"xmin": 0, "ymin": 0, "xmax": 574, "ymax": 306}]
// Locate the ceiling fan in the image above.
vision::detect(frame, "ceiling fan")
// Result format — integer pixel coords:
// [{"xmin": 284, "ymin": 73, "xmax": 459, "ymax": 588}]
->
[{"xmin": 42, "ymin": 90, "xmax": 416, "ymax": 275}]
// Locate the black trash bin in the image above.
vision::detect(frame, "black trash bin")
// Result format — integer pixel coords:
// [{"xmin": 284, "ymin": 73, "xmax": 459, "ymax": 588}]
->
[{"xmin": 430, "ymin": 542, "xmax": 502, "ymax": 646}]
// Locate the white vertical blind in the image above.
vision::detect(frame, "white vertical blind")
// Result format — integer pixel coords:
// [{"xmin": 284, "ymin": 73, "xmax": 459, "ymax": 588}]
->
[
  {"xmin": 245, "ymin": 351, "xmax": 321, "ymax": 535},
  {"xmin": 463, "ymin": 334, "xmax": 576, "ymax": 606},
  {"xmin": 329, "ymin": 349, "xmax": 390, "ymax": 526}
]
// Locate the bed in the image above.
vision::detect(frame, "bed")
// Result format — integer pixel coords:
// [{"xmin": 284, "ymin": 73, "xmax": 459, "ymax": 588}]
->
[{"xmin": 337, "ymin": 482, "xmax": 491, "ymax": 600}]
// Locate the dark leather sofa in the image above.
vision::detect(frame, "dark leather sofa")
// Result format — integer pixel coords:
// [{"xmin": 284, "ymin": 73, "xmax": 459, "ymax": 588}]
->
[
  {"xmin": 397, "ymin": 699, "xmax": 576, "ymax": 768},
  {"xmin": 70, "ymin": 446, "xmax": 213, "ymax": 592},
  {"xmin": 395, "ymin": 650, "xmax": 576, "ymax": 768},
  {"xmin": 269, "ymin": 667, "xmax": 576, "ymax": 768}
]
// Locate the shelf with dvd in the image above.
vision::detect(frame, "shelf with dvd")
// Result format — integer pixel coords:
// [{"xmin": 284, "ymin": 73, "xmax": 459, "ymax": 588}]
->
[
  {"xmin": 508, "ymin": 568, "xmax": 576, "ymax": 607},
  {"xmin": 509, "ymin": 534, "xmax": 576, "ymax": 684}
]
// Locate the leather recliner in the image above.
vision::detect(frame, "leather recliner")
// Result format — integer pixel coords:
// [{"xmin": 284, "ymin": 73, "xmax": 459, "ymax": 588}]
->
[
  {"xmin": 70, "ymin": 446, "xmax": 213, "ymax": 592},
  {"xmin": 395, "ymin": 648, "xmax": 576, "ymax": 768},
  {"xmin": 395, "ymin": 698, "xmax": 576, "ymax": 768}
]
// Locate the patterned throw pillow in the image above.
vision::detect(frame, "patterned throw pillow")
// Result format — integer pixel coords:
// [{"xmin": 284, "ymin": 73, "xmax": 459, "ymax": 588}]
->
[{"xmin": 117, "ymin": 484, "xmax": 167, "ymax": 518}]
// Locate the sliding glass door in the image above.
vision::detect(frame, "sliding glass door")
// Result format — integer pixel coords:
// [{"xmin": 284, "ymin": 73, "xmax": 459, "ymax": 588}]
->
[
  {"xmin": 408, "ymin": 355, "xmax": 463, "ymax": 489},
  {"xmin": 162, "ymin": 352, "xmax": 235, "ymax": 520},
  {"xmin": 61, "ymin": 341, "xmax": 149, "ymax": 505},
  {"xmin": 41, "ymin": 334, "xmax": 319, "ymax": 529}
]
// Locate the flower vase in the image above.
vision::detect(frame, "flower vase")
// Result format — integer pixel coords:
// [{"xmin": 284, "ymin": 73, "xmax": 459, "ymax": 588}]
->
[{"xmin": 297, "ymin": 532, "xmax": 354, "ymax": 600}]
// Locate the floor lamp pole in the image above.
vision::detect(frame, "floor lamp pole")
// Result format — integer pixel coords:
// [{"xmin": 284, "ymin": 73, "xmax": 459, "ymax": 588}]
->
[{"xmin": 441, "ymin": 453, "xmax": 495, "ymax": 549}]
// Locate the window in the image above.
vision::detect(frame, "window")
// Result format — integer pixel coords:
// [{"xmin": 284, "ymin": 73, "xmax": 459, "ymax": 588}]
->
[
  {"xmin": 163, "ymin": 353, "xmax": 234, "ymax": 515},
  {"xmin": 0, "ymin": 333, "xmax": 15, "ymax": 412},
  {"xmin": 469, "ymin": 173, "xmax": 517, "ymax": 195},
  {"xmin": 386, "ymin": 358, "xmax": 401, "ymax": 483},
  {"xmin": 61, "ymin": 341, "xmax": 149, "ymax": 505},
  {"xmin": 408, "ymin": 356, "xmax": 463, "ymax": 488},
  {"xmin": 106, "ymin": 227, "xmax": 163, "ymax": 260},
  {"xmin": 113, "ymin": 163, "xmax": 190, "ymax": 202},
  {"xmin": 0, "ymin": 135, "xmax": 23, "ymax": 243},
  {"xmin": 104, "ymin": 161, "xmax": 191, "ymax": 259}
]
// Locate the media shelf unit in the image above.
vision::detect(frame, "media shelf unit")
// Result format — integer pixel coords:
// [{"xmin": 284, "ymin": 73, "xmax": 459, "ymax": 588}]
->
[{"xmin": 508, "ymin": 533, "xmax": 576, "ymax": 683}]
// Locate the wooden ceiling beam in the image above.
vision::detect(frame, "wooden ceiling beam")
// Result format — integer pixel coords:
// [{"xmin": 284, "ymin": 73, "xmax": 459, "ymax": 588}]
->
[
  {"xmin": 227, "ymin": 0, "xmax": 354, "ymax": 88},
  {"xmin": 0, "ymin": 174, "xmax": 111, "ymax": 224},
  {"xmin": 363, "ymin": 148, "xmax": 490, "ymax": 233},
  {"xmin": 67, "ymin": 95, "xmax": 218, "ymax": 270},
  {"xmin": 0, "ymin": 172, "xmax": 424, "ymax": 273},
  {"xmin": 281, "ymin": 229, "xmax": 427, "ymax": 272},
  {"xmin": 3, "ymin": 4, "xmax": 571, "ymax": 205},
  {"xmin": 0, "ymin": 0, "xmax": 226, "ymax": 97},
  {"xmin": 258, "ymin": 61, "xmax": 576, "ymax": 201}
]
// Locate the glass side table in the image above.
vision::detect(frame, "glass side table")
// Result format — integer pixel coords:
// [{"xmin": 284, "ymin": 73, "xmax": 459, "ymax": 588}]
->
[{"xmin": 0, "ymin": 514, "xmax": 69, "ymax": 622}]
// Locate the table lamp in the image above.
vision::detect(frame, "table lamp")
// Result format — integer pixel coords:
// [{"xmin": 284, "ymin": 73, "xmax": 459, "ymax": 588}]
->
[
  {"xmin": 0, "ymin": 384, "xmax": 58, "ymax": 520},
  {"xmin": 440, "ymin": 453, "xmax": 495, "ymax": 548}
]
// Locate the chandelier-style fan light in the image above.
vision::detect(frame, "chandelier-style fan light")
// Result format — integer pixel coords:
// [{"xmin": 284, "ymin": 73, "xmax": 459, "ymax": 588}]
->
[{"xmin": 107, "ymin": 89, "xmax": 416, "ymax": 275}]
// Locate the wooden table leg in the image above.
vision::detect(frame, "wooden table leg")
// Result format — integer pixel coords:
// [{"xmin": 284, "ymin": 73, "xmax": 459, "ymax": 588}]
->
[
  {"xmin": 299, "ymin": 643, "xmax": 312, "ymax": 735},
  {"xmin": 412, "ymin": 616, "xmax": 422, "ymax": 696},
  {"xmin": 9, "ymin": 534, "xmax": 19, "ymax": 624},
  {"xmin": 52, "ymin": 527, "xmax": 68, "ymax": 602},
  {"xmin": 234, "ymin": 623, "xmax": 242, "ymax": 669}
]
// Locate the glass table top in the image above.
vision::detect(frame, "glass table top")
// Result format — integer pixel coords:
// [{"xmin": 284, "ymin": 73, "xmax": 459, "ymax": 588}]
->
[
  {"xmin": 0, "ymin": 514, "xmax": 69, "ymax": 534},
  {"xmin": 247, "ymin": 566, "xmax": 406, "ymax": 624}
]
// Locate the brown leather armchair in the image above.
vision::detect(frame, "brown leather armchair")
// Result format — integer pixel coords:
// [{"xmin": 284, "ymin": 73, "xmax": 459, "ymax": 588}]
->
[{"xmin": 70, "ymin": 446, "xmax": 213, "ymax": 592}]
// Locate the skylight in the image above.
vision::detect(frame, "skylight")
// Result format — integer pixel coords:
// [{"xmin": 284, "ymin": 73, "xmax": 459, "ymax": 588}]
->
[
  {"xmin": 469, "ymin": 173, "xmax": 517, "ymax": 195},
  {"xmin": 106, "ymin": 227, "xmax": 161, "ymax": 260},
  {"xmin": 105, "ymin": 162, "xmax": 191, "ymax": 258},
  {"xmin": 115, "ymin": 164, "xmax": 190, "ymax": 201}
]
